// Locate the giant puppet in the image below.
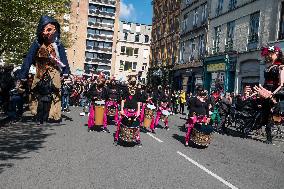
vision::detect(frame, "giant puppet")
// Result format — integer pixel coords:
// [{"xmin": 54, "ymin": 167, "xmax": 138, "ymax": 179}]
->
[{"xmin": 19, "ymin": 15, "xmax": 70, "ymax": 121}]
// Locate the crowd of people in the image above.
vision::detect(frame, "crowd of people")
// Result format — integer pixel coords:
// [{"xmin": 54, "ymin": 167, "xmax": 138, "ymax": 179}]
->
[
  {"xmin": 0, "ymin": 65, "xmax": 278, "ymax": 146},
  {"xmin": 1, "ymin": 15, "xmax": 283, "ymax": 147}
]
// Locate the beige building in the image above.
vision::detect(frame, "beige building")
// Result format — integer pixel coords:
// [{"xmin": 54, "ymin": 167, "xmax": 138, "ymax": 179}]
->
[
  {"xmin": 66, "ymin": 0, "xmax": 120, "ymax": 77},
  {"xmin": 114, "ymin": 21, "xmax": 152, "ymax": 83}
]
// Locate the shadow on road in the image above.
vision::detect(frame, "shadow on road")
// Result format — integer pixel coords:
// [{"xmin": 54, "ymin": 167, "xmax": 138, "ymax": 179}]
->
[{"xmin": 0, "ymin": 116, "xmax": 58, "ymax": 174}]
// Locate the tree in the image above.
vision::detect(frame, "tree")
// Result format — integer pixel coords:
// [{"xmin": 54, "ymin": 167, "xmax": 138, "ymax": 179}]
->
[{"xmin": 0, "ymin": 0, "xmax": 72, "ymax": 65}]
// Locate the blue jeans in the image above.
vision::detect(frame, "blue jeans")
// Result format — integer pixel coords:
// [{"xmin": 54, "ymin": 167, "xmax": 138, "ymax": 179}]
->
[
  {"xmin": 8, "ymin": 95, "xmax": 23, "ymax": 120},
  {"xmin": 62, "ymin": 95, "xmax": 70, "ymax": 110}
]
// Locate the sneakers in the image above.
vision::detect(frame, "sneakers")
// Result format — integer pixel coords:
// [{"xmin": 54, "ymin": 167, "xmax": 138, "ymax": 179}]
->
[
  {"xmin": 185, "ymin": 142, "xmax": 189, "ymax": 147},
  {"xmin": 79, "ymin": 112, "xmax": 86, "ymax": 116},
  {"xmin": 151, "ymin": 130, "xmax": 156, "ymax": 134},
  {"xmin": 165, "ymin": 126, "xmax": 169, "ymax": 131},
  {"xmin": 66, "ymin": 109, "xmax": 71, "ymax": 113},
  {"xmin": 103, "ymin": 128, "xmax": 110, "ymax": 133},
  {"xmin": 137, "ymin": 141, "xmax": 142, "ymax": 147}
]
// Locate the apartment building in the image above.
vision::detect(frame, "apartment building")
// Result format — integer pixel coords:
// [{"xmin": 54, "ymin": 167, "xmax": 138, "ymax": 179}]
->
[
  {"xmin": 176, "ymin": 0, "xmax": 209, "ymax": 92},
  {"xmin": 114, "ymin": 21, "xmax": 152, "ymax": 83},
  {"xmin": 66, "ymin": 0, "xmax": 120, "ymax": 77},
  {"xmin": 149, "ymin": 0, "xmax": 180, "ymax": 87}
]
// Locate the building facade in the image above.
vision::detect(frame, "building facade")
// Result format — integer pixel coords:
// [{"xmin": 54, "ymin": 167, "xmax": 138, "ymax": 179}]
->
[
  {"xmin": 177, "ymin": 0, "xmax": 209, "ymax": 93},
  {"xmin": 149, "ymin": 0, "xmax": 180, "ymax": 87},
  {"xmin": 205, "ymin": 0, "xmax": 284, "ymax": 93},
  {"xmin": 114, "ymin": 21, "xmax": 152, "ymax": 83},
  {"xmin": 67, "ymin": 0, "xmax": 120, "ymax": 77}
]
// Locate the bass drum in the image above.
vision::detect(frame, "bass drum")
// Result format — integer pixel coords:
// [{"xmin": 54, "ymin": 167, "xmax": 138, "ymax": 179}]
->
[
  {"xmin": 94, "ymin": 101, "xmax": 105, "ymax": 126},
  {"xmin": 119, "ymin": 116, "xmax": 140, "ymax": 143},
  {"xmin": 190, "ymin": 123, "xmax": 214, "ymax": 147},
  {"xmin": 160, "ymin": 110, "xmax": 170, "ymax": 122},
  {"xmin": 143, "ymin": 104, "xmax": 156, "ymax": 128}
]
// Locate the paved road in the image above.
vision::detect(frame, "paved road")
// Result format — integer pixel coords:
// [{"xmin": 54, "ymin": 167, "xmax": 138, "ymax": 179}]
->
[{"xmin": 0, "ymin": 108, "xmax": 284, "ymax": 189}]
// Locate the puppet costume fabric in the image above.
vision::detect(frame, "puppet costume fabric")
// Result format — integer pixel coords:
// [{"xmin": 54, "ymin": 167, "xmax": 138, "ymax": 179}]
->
[{"xmin": 19, "ymin": 16, "xmax": 70, "ymax": 121}]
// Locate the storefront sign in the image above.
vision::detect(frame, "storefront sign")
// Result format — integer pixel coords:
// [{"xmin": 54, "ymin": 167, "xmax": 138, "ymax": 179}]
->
[{"xmin": 207, "ymin": 63, "xmax": 226, "ymax": 72}]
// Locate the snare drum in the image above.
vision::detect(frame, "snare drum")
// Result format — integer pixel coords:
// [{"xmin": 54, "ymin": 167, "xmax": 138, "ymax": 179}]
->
[
  {"xmin": 120, "ymin": 116, "xmax": 140, "ymax": 142},
  {"xmin": 190, "ymin": 123, "xmax": 214, "ymax": 147},
  {"xmin": 160, "ymin": 110, "xmax": 170, "ymax": 122},
  {"xmin": 94, "ymin": 100, "xmax": 105, "ymax": 126},
  {"xmin": 143, "ymin": 104, "xmax": 156, "ymax": 128}
]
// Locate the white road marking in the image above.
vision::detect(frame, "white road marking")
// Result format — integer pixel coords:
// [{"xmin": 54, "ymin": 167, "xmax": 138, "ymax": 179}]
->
[
  {"xmin": 147, "ymin": 133, "xmax": 163, "ymax": 143},
  {"xmin": 177, "ymin": 151, "xmax": 238, "ymax": 189}
]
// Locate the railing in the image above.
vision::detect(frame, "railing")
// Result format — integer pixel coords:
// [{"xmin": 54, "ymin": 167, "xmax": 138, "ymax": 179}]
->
[
  {"xmin": 89, "ymin": 9, "xmax": 115, "ymax": 17},
  {"xmin": 85, "ymin": 58, "xmax": 111, "ymax": 64},
  {"xmin": 88, "ymin": 22, "xmax": 114, "ymax": 30},
  {"xmin": 89, "ymin": 0, "xmax": 116, "ymax": 6},
  {"xmin": 87, "ymin": 34, "xmax": 113, "ymax": 41}
]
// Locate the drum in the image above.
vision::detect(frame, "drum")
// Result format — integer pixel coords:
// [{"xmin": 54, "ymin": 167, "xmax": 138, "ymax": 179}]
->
[
  {"xmin": 120, "ymin": 116, "xmax": 140, "ymax": 142},
  {"xmin": 143, "ymin": 104, "xmax": 156, "ymax": 128},
  {"xmin": 160, "ymin": 110, "xmax": 170, "ymax": 122},
  {"xmin": 190, "ymin": 123, "xmax": 214, "ymax": 147},
  {"xmin": 94, "ymin": 101, "xmax": 105, "ymax": 126}
]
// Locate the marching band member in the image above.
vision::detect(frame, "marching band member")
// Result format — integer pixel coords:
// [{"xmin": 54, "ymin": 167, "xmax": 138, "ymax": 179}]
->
[
  {"xmin": 150, "ymin": 87, "xmax": 171, "ymax": 133},
  {"xmin": 105, "ymin": 77, "xmax": 120, "ymax": 125},
  {"xmin": 114, "ymin": 75, "xmax": 141, "ymax": 145},
  {"xmin": 87, "ymin": 73, "xmax": 109, "ymax": 132},
  {"xmin": 185, "ymin": 87, "xmax": 211, "ymax": 146}
]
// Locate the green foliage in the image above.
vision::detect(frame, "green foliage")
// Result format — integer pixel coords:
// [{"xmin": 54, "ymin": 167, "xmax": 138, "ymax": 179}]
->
[{"xmin": 0, "ymin": 0, "xmax": 72, "ymax": 65}]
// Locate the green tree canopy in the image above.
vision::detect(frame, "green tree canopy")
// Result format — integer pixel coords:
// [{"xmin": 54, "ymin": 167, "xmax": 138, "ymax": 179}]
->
[{"xmin": 0, "ymin": 0, "xmax": 72, "ymax": 65}]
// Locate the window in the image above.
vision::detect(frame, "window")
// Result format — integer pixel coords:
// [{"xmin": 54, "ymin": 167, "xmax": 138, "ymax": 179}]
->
[
  {"xmin": 145, "ymin": 35, "xmax": 149, "ymax": 43},
  {"xmin": 198, "ymin": 35, "xmax": 205, "ymax": 56},
  {"xmin": 121, "ymin": 46, "xmax": 126, "ymax": 54},
  {"xmin": 180, "ymin": 42, "xmax": 185, "ymax": 62},
  {"xmin": 228, "ymin": 0, "xmax": 237, "ymax": 11},
  {"xmin": 226, "ymin": 21, "xmax": 235, "ymax": 51},
  {"xmin": 135, "ymin": 34, "xmax": 140, "ymax": 42},
  {"xmin": 248, "ymin": 12, "xmax": 260, "ymax": 43},
  {"xmin": 124, "ymin": 32, "xmax": 128, "ymax": 40},
  {"xmin": 193, "ymin": 8, "xmax": 198, "ymax": 27},
  {"xmin": 213, "ymin": 25, "xmax": 221, "ymax": 53},
  {"xmin": 132, "ymin": 62, "xmax": 137, "ymax": 71},
  {"xmin": 126, "ymin": 47, "xmax": 133, "ymax": 56},
  {"xmin": 279, "ymin": 2, "xmax": 284, "ymax": 40},
  {"xmin": 183, "ymin": 13, "xmax": 188, "ymax": 32},
  {"xmin": 216, "ymin": 0, "xmax": 223, "ymax": 16},
  {"xmin": 134, "ymin": 48, "xmax": 139, "ymax": 56},
  {"xmin": 143, "ymin": 49, "xmax": 149, "ymax": 59},
  {"xmin": 124, "ymin": 61, "xmax": 132, "ymax": 71},
  {"xmin": 119, "ymin": 60, "xmax": 124, "ymax": 70},
  {"xmin": 142, "ymin": 63, "xmax": 147, "ymax": 71},
  {"xmin": 201, "ymin": 4, "xmax": 207, "ymax": 23}
]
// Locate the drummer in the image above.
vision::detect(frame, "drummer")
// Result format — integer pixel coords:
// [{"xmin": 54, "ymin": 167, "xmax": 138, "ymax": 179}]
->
[
  {"xmin": 87, "ymin": 73, "xmax": 109, "ymax": 132},
  {"xmin": 185, "ymin": 86, "xmax": 211, "ymax": 146},
  {"xmin": 151, "ymin": 87, "xmax": 171, "ymax": 133},
  {"xmin": 105, "ymin": 77, "xmax": 120, "ymax": 125},
  {"xmin": 114, "ymin": 75, "xmax": 141, "ymax": 145}
]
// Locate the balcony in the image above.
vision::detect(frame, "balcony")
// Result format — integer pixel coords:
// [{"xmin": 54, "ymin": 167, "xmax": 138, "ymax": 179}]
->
[
  {"xmin": 88, "ymin": 22, "xmax": 114, "ymax": 30},
  {"xmin": 87, "ymin": 33, "xmax": 113, "ymax": 41},
  {"xmin": 89, "ymin": 9, "xmax": 115, "ymax": 18},
  {"xmin": 85, "ymin": 57, "xmax": 111, "ymax": 65},
  {"xmin": 89, "ymin": 0, "xmax": 116, "ymax": 7},
  {"xmin": 86, "ymin": 46, "xmax": 112, "ymax": 54}
]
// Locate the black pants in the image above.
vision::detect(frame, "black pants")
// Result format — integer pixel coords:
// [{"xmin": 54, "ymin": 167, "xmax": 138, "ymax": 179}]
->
[
  {"xmin": 37, "ymin": 100, "xmax": 51, "ymax": 123},
  {"xmin": 180, "ymin": 103, "xmax": 185, "ymax": 114}
]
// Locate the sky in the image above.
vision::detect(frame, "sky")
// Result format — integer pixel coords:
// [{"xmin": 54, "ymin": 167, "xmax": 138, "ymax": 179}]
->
[{"xmin": 119, "ymin": 0, "xmax": 153, "ymax": 25}]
